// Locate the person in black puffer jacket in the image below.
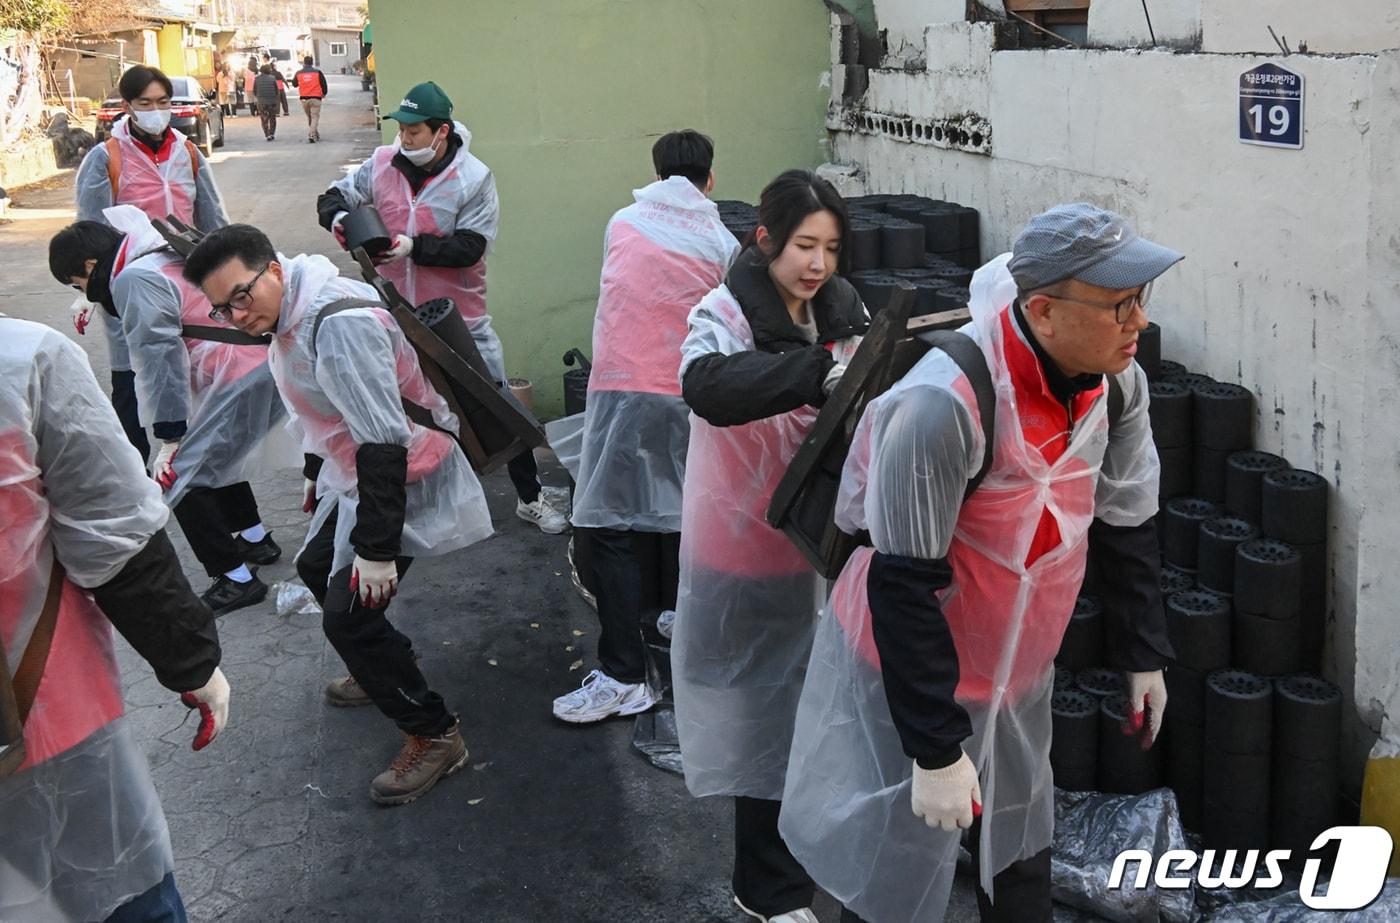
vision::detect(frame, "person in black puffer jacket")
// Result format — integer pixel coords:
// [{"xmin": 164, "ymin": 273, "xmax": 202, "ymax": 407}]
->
[
  {"xmin": 672, "ymin": 169, "xmax": 867, "ymax": 923},
  {"xmin": 253, "ymin": 65, "xmax": 283, "ymax": 140}
]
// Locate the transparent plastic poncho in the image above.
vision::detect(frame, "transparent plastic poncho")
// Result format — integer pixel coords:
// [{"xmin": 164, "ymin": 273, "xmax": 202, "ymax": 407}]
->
[
  {"xmin": 268, "ymin": 254, "xmax": 494, "ymax": 574},
  {"xmin": 671, "ymin": 285, "xmax": 857, "ymax": 800},
  {"xmin": 77, "ymin": 119, "xmax": 229, "ymax": 374},
  {"xmin": 780, "ymin": 254, "xmax": 1161, "ymax": 921},
  {"xmin": 0, "ymin": 320, "xmax": 173, "ymax": 922},
  {"xmin": 572, "ymin": 177, "xmax": 739, "ymax": 532},
  {"xmin": 104, "ymin": 206, "xmax": 295, "ymax": 506}
]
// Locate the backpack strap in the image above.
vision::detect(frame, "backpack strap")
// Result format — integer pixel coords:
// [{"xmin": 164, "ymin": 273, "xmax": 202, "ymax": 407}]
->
[
  {"xmin": 104, "ymin": 134, "xmax": 200, "ymax": 202},
  {"xmin": 105, "ymin": 137, "xmax": 121, "ymax": 199},
  {"xmin": 310, "ymin": 297, "xmax": 448, "ymax": 434},
  {"xmin": 0, "ymin": 560, "xmax": 65, "ymax": 783},
  {"xmin": 310, "ymin": 297, "xmax": 385, "ymax": 354},
  {"xmin": 1107, "ymin": 373, "xmax": 1125, "ymax": 429},
  {"xmin": 921, "ymin": 330, "xmax": 997, "ymax": 501}
]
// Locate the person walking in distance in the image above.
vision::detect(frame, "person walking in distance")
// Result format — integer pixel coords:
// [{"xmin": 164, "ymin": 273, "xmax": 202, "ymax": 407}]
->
[
  {"xmin": 253, "ymin": 64, "xmax": 282, "ymax": 140},
  {"xmin": 243, "ymin": 57, "xmax": 258, "ymax": 116},
  {"xmin": 294, "ymin": 55, "xmax": 328, "ymax": 143}
]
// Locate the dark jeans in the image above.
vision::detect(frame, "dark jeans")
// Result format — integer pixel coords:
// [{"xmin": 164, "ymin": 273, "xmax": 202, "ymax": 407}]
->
[
  {"xmin": 839, "ymin": 817, "xmax": 1053, "ymax": 923},
  {"xmin": 104, "ymin": 873, "xmax": 187, "ymax": 923},
  {"xmin": 734, "ymin": 796, "xmax": 816, "ymax": 917},
  {"xmin": 111, "ymin": 369, "xmax": 150, "ymax": 461},
  {"xmin": 508, "ymin": 448, "xmax": 541, "ymax": 504},
  {"xmin": 589, "ymin": 528, "xmax": 679, "ymax": 684},
  {"xmin": 259, "ymin": 108, "xmax": 277, "ymax": 137},
  {"xmin": 172, "ymin": 482, "xmax": 261, "ymax": 577},
  {"xmin": 297, "ymin": 509, "xmax": 453, "ymax": 736}
]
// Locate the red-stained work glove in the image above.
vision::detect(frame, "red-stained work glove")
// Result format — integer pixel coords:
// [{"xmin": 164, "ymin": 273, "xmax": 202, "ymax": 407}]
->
[
  {"xmin": 1124, "ymin": 670, "xmax": 1167, "ymax": 750},
  {"xmin": 180, "ymin": 667, "xmax": 229, "ymax": 751},
  {"xmin": 349, "ymin": 555, "xmax": 398, "ymax": 609}
]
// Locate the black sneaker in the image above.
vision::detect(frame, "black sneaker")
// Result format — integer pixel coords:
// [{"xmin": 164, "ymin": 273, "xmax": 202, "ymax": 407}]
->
[
  {"xmin": 235, "ymin": 533, "xmax": 282, "ymax": 566},
  {"xmin": 202, "ymin": 574, "xmax": 269, "ymax": 616}
]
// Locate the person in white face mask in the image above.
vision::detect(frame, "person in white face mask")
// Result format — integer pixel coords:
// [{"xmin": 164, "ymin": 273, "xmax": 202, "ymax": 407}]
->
[
  {"xmin": 74, "ymin": 64, "xmax": 228, "ymax": 463},
  {"xmin": 316, "ymin": 80, "xmax": 569, "ymax": 534}
]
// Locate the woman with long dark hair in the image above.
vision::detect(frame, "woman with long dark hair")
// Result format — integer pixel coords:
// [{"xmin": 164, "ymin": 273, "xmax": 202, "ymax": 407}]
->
[{"xmin": 673, "ymin": 169, "xmax": 866, "ymax": 923}]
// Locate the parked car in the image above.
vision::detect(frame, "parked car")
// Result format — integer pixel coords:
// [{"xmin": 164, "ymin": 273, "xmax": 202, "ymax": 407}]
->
[{"xmin": 94, "ymin": 75, "xmax": 226, "ymax": 155}]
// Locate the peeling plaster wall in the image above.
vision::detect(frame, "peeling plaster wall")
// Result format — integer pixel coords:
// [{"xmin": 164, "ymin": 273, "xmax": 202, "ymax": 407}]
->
[
  {"xmin": 874, "ymin": 0, "xmax": 968, "ymax": 64},
  {"xmin": 830, "ymin": 12, "xmax": 1400, "ymax": 789}
]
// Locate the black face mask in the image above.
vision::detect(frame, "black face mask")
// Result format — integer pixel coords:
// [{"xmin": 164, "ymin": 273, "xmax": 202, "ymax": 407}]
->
[{"xmin": 85, "ymin": 249, "xmax": 120, "ymax": 317}]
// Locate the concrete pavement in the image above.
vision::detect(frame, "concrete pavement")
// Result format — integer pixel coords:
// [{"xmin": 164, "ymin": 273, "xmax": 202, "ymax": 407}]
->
[{"xmin": 0, "ymin": 76, "xmax": 984, "ymax": 922}]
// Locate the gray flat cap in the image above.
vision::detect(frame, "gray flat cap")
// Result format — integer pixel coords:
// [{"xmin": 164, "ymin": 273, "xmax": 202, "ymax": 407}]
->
[{"xmin": 1009, "ymin": 203, "xmax": 1183, "ymax": 292}]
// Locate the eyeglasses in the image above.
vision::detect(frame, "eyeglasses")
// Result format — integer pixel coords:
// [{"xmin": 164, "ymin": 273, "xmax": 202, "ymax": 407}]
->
[
  {"xmin": 208, "ymin": 264, "xmax": 270, "ymax": 323},
  {"xmin": 1047, "ymin": 280, "xmax": 1153, "ymax": 325}
]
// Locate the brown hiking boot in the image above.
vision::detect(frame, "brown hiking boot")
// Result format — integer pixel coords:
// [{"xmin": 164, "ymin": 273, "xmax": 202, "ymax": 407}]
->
[
  {"xmin": 324, "ymin": 675, "xmax": 372, "ymax": 707},
  {"xmin": 370, "ymin": 719, "xmax": 468, "ymax": 806}
]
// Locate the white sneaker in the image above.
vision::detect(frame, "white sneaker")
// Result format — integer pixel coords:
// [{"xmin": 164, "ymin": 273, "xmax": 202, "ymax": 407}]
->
[
  {"xmin": 733, "ymin": 896, "xmax": 820, "ymax": 923},
  {"xmin": 552, "ymin": 669, "xmax": 655, "ymax": 723},
  {"xmin": 517, "ymin": 494, "xmax": 569, "ymax": 534}
]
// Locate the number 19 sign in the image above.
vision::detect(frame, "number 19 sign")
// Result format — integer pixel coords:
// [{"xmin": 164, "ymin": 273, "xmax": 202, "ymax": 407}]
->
[{"xmin": 1239, "ymin": 62, "xmax": 1304, "ymax": 149}]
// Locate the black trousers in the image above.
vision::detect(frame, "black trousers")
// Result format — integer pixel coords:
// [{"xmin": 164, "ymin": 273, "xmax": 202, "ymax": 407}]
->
[
  {"xmin": 296, "ymin": 510, "xmax": 453, "ymax": 737},
  {"xmin": 839, "ymin": 817, "xmax": 1053, "ymax": 923},
  {"xmin": 172, "ymin": 483, "xmax": 261, "ymax": 577},
  {"xmin": 507, "ymin": 448, "xmax": 541, "ymax": 504},
  {"xmin": 589, "ymin": 528, "xmax": 679, "ymax": 684},
  {"xmin": 111, "ymin": 370, "xmax": 150, "ymax": 461},
  {"xmin": 734, "ymin": 796, "xmax": 816, "ymax": 917}
]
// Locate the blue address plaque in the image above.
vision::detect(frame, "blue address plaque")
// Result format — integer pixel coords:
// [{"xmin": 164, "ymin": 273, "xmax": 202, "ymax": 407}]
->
[{"xmin": 1239, "ymin": 62, "xmax": 1304, "ymax": 149}]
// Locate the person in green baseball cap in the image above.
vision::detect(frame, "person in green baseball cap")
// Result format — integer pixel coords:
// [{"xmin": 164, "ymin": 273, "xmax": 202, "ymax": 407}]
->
[{"xmin": 316, "ymin": 78, "xmax": 570, "ymax": 526}]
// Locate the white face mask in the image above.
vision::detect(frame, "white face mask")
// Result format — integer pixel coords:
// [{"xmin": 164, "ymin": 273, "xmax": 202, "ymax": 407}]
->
[
  {"xmin": 400, "ymin": 133, "xmax": 442, "ymax": 167},
  {"xmin": 130, "ymin": 108, "xmax": 171, "ymax": 135}
]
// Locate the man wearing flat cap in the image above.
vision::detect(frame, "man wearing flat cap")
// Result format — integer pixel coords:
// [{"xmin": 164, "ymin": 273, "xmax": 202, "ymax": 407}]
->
[{"xmin": 779, "ymin": 203, "xmax": 1180, "ymax": 923}]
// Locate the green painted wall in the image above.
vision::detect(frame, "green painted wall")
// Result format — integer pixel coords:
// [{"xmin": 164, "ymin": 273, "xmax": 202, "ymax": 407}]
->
[{"xmin": 367, "ymin": 0, "xmax": 833, "ymax": 416}]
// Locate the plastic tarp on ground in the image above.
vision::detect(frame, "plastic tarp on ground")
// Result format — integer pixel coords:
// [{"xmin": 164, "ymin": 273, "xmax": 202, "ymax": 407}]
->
[{"xmin": 1050, "ymin": 787, "xmax": 1400, "ymax": 922}]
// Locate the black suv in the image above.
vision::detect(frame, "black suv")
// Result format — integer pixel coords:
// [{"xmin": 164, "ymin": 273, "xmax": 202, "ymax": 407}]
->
[{"xmin": 95, "ymin": 75, "xmax": 226, "ymax": 155}]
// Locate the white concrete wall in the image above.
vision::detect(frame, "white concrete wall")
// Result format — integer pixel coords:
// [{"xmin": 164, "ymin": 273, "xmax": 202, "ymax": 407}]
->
[
  {"xmin": 829, "ymin": 29, "xmax": 1400, "ymax": 786},
  {"xmin": 873, "ymin": 0, "xmax": 966, "ymax": 64},
  {"xmin": 1202, "ymin": 0, "xmax": 1400, "ymax": 54},
  {"xmin": 1088, "ymin": 0, "xmax": 1202, "ymax": 49}
]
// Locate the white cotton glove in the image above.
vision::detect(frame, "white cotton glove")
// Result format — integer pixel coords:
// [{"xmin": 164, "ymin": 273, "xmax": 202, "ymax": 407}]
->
[
  {"xmin": 822, "ymin": 362, "xmax": 847, "ymax": 397},
  {"xmin": 301, "ymin": 478, "xmax": 318, "ymax": 513},
  {"xmin": 331, "ymin": 211, "xmax": 348, "ymax": 249},
  {"xmin": 350, "ymin": 555, "xmax": 398, "ymax": 608},
  {"xmin": 1125, "ymin": 670, "xmax": 1167, "ymax": 749},
  {"xmin": 180, "ymin": 666, "xmax": 229, "ymax": 751},
  {"xmin": 153, "ymin": 440, "xmax": 180, "ymax": 491},
  {"xmin": 373, "ymin": 233, "xmax": 413, "ymax": 265},
  {"xmin": 911, "ymin": 751, "xmax": 983, "ymax": 831}
]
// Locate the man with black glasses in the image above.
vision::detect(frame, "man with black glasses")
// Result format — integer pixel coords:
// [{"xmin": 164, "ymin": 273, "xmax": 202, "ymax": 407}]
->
[
  {"xmin": 48, "ymin": 207, "xmax": 287, "ymax": 615},
  {"xmin": 781, "ymin": 204, "xmax": 1178, "ymax": 923},
  {"xmin": 182, "ymin": 223, "xmax": 494, "ymax": 805}
]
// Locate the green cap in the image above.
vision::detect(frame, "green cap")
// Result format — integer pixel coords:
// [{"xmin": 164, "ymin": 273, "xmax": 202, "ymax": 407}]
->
[{"xmin": 382, "ymin": 81, "xmax": 453, "ymax": 124}]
